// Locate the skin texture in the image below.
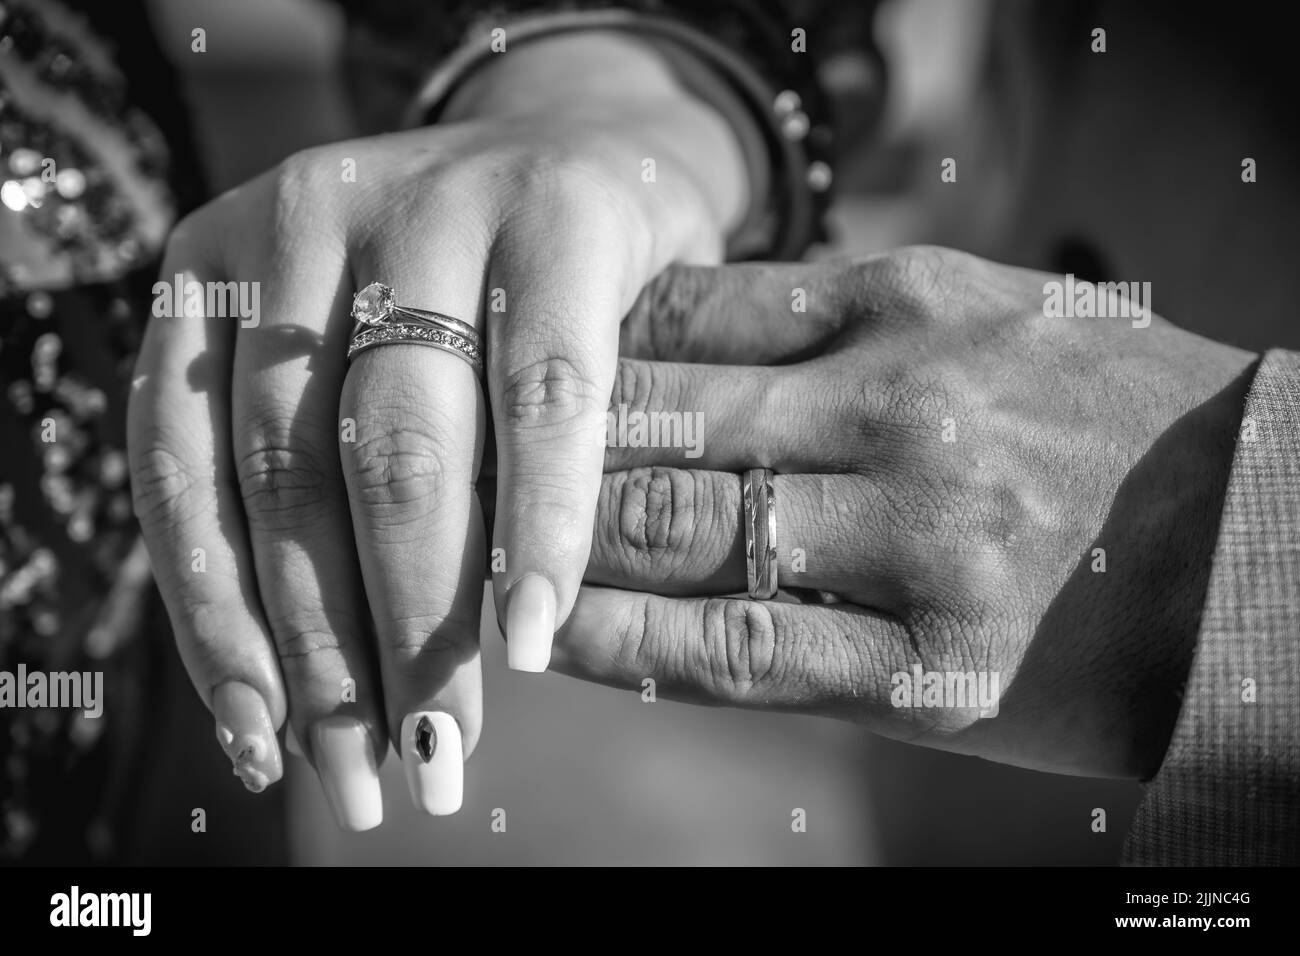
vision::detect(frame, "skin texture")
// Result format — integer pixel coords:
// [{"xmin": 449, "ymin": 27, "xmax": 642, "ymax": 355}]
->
[
  {"xmin": 126, "ymin": 34, "xmax": 749, "ymax": 809},
  {"xmin": 553, "ymin": 249, "xmax": 1256, "ymax": 780}
]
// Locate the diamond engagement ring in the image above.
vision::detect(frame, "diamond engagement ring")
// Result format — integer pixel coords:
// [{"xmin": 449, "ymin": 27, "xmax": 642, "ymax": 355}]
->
[{"xmin": 347, "ymin": 282, "xmax": 484, "ymax": 375}]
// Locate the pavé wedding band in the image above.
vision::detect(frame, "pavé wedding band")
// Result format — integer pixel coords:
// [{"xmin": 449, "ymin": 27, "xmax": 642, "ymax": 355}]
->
[
  {"xmin": 743, "ymin": 468, "xmax": 777, "ymax": 600},
  {"xmin": 347, "ymin": 281, "xmax": 483, "ymax": 375}
]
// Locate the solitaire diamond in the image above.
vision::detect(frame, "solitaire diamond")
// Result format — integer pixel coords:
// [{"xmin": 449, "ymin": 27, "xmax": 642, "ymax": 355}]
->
[{"xmin": 352, "ymin": 282, "xmax": 395, "ymax": 325}]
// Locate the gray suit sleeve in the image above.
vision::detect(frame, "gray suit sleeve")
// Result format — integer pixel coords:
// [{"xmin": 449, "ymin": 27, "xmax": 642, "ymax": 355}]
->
[{"xmin": 1123, "ymin": 349, "xmax": 1300, "ymax": 865}]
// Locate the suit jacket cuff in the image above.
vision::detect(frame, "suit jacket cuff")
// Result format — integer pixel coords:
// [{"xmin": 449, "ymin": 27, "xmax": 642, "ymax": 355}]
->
[{"xmin": 1123, "ymin": 348, "xmax": 1300, "ymax": 865}]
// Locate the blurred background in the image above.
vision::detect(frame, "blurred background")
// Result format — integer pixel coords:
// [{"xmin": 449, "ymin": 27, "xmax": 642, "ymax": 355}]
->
[{"xmin": 10, "ymin": 0, "xmax": 1295, "ymax": 866}]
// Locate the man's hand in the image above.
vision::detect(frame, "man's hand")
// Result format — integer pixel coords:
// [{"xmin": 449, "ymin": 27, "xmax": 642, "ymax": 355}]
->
[{"xmin": 555, "ymin": 249, "xmax": 1256, "ymax": 778}]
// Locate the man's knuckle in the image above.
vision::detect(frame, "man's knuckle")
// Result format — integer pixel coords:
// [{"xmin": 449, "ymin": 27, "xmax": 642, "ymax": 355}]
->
[
  {"xmin": 847, "ymin": 251, "xmax": 909, "ymax": 302},
  {"xmin": 602, "ymin": 467, "xmax": 701, "ymax": 578},
  {"xmin": 701, "ymin": 598, "xmax": 778, "ymax": 702},
  {"xmin": 845, "ymin": 246, "xmax": 956, "ymax": 325}
]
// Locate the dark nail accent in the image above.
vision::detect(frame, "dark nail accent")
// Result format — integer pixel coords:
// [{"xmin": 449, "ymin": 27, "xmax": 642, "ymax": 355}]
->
[{"xmin": 415, "ymin": 714, "xmax": 437, "ymax": 762}]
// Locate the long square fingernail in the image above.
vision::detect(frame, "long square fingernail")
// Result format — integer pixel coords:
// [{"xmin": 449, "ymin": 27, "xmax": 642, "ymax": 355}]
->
[
  {"xmin": 506, "ymin": 573, "xmax": 556, "ymax": 672},
  {"xmin": 400, "ymin": 712, "xmax": 463, "ymax": 816},
  {"xmin": 312, "ymin": 716, "xmax": 383, "ymax": 831}
]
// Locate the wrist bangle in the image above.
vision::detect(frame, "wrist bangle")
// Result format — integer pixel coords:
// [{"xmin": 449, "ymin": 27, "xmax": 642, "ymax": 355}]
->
[{"xmin": 403, "ymin": 7, "xmax": 834, "ymax": 259}]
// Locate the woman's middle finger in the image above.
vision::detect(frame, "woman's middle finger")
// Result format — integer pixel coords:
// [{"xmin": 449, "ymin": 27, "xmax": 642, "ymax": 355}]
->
[{"xmin": 339, "ymin": 232, "xmax": 490, "ymax": 818}]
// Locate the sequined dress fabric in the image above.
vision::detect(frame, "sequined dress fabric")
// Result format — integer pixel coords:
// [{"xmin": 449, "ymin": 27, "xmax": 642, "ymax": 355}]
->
[{"xmin": 0, "ymin": 0, "xmax": 200, "ymax": 861}]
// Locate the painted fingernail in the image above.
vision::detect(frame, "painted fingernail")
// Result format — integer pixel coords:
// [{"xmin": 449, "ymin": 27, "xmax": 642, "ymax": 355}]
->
[
  {"xmin": 213, "ymin": 681, "xmax": 282, "ymax": 794},
  {"xmin": 312, "ymin": 716, "xmax": 382, "ymax": 831},
  {"xmin": 400, "ymin": 712, "xmax": 463, "ymax": 816},
  {"xmin": 506, "ymin": 573, "xmax": 556, "ymax": 672},
  {"xmin": 284, "ymin": 722, "xmax": 305, "ymax": 759}
]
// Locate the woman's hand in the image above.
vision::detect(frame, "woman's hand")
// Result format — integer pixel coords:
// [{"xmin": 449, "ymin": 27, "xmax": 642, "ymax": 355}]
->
[
  {"xmin": 126, "ymin": 34, "xmax": 749, "ymax": 828},
  {"xmin": 557, "ymin": 249, "xmax": 1256, "ymax": 779}
]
